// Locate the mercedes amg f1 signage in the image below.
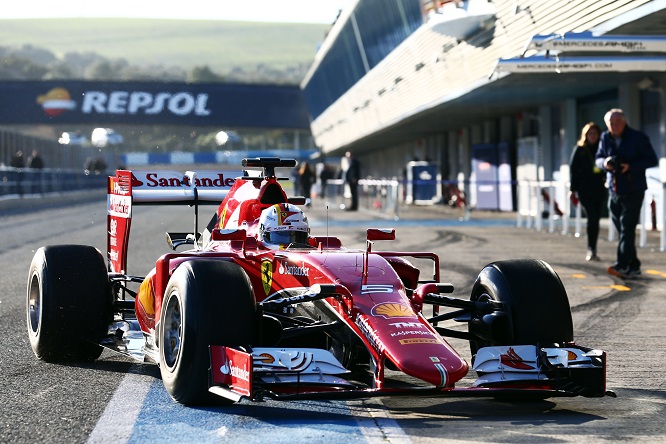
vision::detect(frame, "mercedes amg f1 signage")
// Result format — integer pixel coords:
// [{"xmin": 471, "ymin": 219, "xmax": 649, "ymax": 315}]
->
[
  {"xmin": 494, "ymin": 33, "xmax": 666, "ymax": 75},
  {"xmin": 494, "ymin": 56, "xmax": 666, "ymax": 74},
  {"xmin": 524, "ymin": 32, "xmax": 666, "ymax": 54}
]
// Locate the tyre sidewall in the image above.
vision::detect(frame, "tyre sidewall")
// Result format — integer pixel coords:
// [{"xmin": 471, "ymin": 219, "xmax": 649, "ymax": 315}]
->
[
  {"xmin": 26, "ymin": 245, "xmax": 112, "ymax": 362},
  {"xmin": 159, "ymin": 260, "xmax": 256, "ymax": 405},
  {"xmin": 470, "ymin": 259, "xmax": 573, "ymax": 348}
]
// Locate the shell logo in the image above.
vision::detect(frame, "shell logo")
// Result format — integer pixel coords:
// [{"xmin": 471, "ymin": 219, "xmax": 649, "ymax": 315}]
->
[
  {"xmin": 255, "ymin": 353, "xmax": 275, "ymax": 364},
  {"xmin": 36, "ymin": 87, "xmax": 77, "ymax": 117},
  {"xmin": 371, "ymin": 302, "xmax": 416, "ymax": 319}
]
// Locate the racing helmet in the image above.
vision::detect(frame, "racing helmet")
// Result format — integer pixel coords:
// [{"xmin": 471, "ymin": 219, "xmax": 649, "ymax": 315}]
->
[{"xmin": 258, "ymin": 203, "xmax": 310, "ymax": 247}]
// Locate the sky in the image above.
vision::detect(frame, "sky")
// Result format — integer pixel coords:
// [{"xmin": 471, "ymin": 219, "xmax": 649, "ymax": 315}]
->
[{"xmin": 1, "ymin": 0, "xmax": 355, "ymax": 24}]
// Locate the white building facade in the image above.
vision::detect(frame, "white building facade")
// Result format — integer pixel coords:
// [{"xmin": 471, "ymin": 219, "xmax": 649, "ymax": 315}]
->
[{"xmin": 301, "ymin": 0, "xmax": 666, "ymax": 218}]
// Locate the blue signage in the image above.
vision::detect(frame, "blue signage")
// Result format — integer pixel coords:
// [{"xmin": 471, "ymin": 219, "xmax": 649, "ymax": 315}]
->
[{"xmin": 0, "ymin": 81, "xmax": 310, "ymax": 129}]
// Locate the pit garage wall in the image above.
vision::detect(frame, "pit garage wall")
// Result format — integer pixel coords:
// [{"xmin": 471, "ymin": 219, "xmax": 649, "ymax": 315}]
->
[
  {"xmin": 309, "ymin": 0, "xmax": 651, "ymax": 153},
  {"xmin": 307, "ymin": 0, "xmax": 660, "ymax": 208}
]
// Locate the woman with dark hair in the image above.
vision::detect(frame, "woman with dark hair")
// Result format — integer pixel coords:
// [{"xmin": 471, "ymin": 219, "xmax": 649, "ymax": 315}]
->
[{"xmin": 570, "ymin": 122, "xmax": 606, "ymax": 261}]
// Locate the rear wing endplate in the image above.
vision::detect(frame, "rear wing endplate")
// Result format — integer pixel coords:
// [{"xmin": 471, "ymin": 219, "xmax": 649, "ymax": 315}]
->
[{"xmin": 107, "ymin": 170, "xmax": 241, "ymax": 273}]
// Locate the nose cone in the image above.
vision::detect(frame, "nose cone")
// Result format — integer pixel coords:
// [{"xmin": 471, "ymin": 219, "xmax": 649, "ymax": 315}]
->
[
  {"xmin": 385, "ymin": 334, "xmax": 469, "ymax": 387},
  {"xmin": 357, "ymin": 311, "xmax": 468, "ymax": 387}
]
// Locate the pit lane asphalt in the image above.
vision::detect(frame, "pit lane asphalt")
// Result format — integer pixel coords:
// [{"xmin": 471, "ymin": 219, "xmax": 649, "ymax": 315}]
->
[{"xmin": 3, "ymin": 194, "xmax": 666, "ymax": 442}]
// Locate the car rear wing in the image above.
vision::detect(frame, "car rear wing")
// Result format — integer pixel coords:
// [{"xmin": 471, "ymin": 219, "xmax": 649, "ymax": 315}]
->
[{"xmin": 107, "ymin": 169, "xmax": 242, "ymax": 273}]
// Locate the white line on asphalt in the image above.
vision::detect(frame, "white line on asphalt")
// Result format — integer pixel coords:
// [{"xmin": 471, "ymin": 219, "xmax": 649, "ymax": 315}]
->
[
  {"xmin": 87, "ymin": 368, "xmax": 412, "ymax": 443},
  {"xmin": 354, "ymin": 400, "xmax": 413, "ymax": 444},
  {"xmin": 86, "ymin": 367, "xmax": 152, "ymax": 444}
]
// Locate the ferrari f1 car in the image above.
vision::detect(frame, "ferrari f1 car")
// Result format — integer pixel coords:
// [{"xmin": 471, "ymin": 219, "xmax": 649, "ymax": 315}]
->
[{"xmin": 27, "ymin": 158, "xmax": 613, "ymax": 405}]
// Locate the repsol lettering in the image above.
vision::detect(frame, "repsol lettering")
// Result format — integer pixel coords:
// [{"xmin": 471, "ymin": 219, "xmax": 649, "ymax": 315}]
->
[
  {"xmin": 81, "ymin": 91, "xmax": 211, "ymax": 116},
  {"xmin": 144, "ymin": 173, "xmax": 234, "ymax": 188}
]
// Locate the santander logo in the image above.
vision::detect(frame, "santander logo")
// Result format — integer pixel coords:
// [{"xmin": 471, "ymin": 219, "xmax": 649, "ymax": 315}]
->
[
  {"xmin": 219, "ymin": 358, "xmax": 250, "ymax": 382},
  {"xmin": 278, "ymin": 261, "xmax": 309, "ymax": 276},
  {"xmin": 220, "ymin": 362, "xmax": 230, "ymax": 374},
  {"xmin": 130, "ymin": 172, "xmax": 235, "ymax": 189}
]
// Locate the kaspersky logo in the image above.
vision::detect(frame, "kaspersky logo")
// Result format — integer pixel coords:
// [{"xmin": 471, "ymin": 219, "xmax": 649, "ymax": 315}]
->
[{"xmin": 36, "ymin": 87, "xmax": 211, "ymax": 118}]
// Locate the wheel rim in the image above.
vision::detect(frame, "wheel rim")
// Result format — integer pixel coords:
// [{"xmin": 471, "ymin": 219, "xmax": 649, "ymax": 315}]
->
[
  {"xmin": 28, "ymin": 274, "xmax": 41, "ymax": 335},
  {"xmin": 477, "ymin": 292, "xmax": 493, "ymax": 305},
  {"xmin": 162, "ymin": 292, "xmax": 182, "ymax": 370},
  {"xmin": 470, "ymin": 292, "xmax": 495, "ymax": 358}
]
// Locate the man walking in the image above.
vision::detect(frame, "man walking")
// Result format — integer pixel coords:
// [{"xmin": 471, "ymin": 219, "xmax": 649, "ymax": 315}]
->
[
  {"xmin": 343, "ymin": 151, "xmax": 361, "ymax": 211},
  {"xmin": 595, "ymin": 108, "xmax": 658, "ymax": 279}
]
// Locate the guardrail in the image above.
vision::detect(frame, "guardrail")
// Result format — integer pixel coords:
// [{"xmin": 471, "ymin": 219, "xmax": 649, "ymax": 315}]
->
[
  {"xmin": 0, "ymin": 167, "xmax": 107, "ymax": 197},
  {"xmin": 516, "ymin": 179, "xmax": 666, "ymax": 252},
  {"xmin": 8, "ymin": 167, "xmax": 664, "ymax": 252},
  {"xmin": 321, "ymin": 179, "xmax": 402, "ymax": 218}
]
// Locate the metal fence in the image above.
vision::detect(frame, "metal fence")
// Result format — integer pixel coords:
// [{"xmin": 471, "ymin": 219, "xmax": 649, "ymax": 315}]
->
[
  {"xmin": 320, "ymin": 179, "xmax": 402, "ymax": 219},
  {"xmin": 516, "ymin": 179, "xmax": 666, "ymax": 252},
  {"xmin": 0, "ymin": 167, "xmax": 107, "ymax": 197},
  {"xmin": 6, "ymin": 167, "xmax": 665, "ymax": 253}
]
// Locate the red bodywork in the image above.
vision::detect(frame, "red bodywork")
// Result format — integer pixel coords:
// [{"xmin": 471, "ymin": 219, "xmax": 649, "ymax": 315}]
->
[
  {"xmin": 109, "ymin": 168, "xmax": 469, "ymax": 390},
  {"xmin": 106, "ymin": 163, "xmax": 608, "ymax": 401}
]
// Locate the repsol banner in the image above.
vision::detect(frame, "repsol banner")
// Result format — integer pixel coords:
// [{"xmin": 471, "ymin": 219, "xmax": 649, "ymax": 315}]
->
[{"xmin": 0, "ymin": 80, "xmax": 310, "ymax": 129}]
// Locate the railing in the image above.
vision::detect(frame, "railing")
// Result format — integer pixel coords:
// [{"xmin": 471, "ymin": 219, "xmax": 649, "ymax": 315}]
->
[
  {"xmin": 8, "ymin": 167, "xmax": 664, "ymax": 252},
  {"xmin": 321, "ymin": 178, "xmax": 402, "ymax": 218},
  {"xmin": 0, "ymin": 167, "xmax": 107, "ymax": 198},
  {"xmin": 516, "ymin": 179, "xmax": 666, "ymax": 252},
  {"xmin": 516, "ymin": 180, "xmax": 569, "ymax": 234}
]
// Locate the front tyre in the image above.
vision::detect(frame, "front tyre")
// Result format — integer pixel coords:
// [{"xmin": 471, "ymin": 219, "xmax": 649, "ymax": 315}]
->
[
  {"xmin": 469, "ymin": 259, "xmax": 573, "ymax": 356},
  {"xmin": 159, "ymin": 260, "xmax": 256, "ymax": 405},
  {"xmin": 27, "ymin": 245, "xmax": 112, "ymax": 362},
  {"xmin": 468, "ymin": 259, "xmax": 574, "ymax": 401}
]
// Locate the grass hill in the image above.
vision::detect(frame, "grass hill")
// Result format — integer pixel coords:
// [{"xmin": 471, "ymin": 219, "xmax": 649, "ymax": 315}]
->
[{"xmin": 0, "ymin": 18, "xmax": 329, "ymax": 74}]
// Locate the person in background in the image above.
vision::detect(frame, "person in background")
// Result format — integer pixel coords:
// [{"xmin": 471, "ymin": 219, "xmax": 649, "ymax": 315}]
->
[
  {"xmin": 27, "ymin": 150, "xmax": 44, "ymax": 169},
  {"xmin": 290, "ymin": 165, "xmax": 300, "ymax": 197},
  {"xmin": 319, "ymin": 163, "xmax": 333, "ymax": 198},
  {"xmin": 10, "ymin": 150, "xmax": 24, "ymax": 168},
  {"xmin": 569, "ymin": 122, "xmax": 606, "ymax": 261},
  {"xmin": 342, "ymin": 151, "xmax": 360, "ymax": 211},
  {"xmin": 595, "ymin": 108, "xmax": 658, "ymax": 279},
  {"xmin": 298, "ymin": 161, "xmax": 315, "ymax": 207},
  {"xmin": 10, "ymin": 150, "xmax": 25, "ymax": 195}
]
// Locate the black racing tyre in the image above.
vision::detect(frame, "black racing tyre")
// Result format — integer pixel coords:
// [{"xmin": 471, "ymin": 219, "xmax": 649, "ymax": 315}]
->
[
  {"xmin": 469, "ymin": 259, "xmax": 573, "ymax": 357},
  {"xmin": 27, "ymin": 245, "xmax": 113, "ymax": 362},
  {"xmin": 159, "ymin": 260, "xmax": 256, "ymax": 406}
]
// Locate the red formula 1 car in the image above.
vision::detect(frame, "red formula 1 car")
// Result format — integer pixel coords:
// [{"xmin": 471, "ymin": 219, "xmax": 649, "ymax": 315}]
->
[{"xmin": 27, "ymin": 158, "xmax": 613, "ymax": 405}]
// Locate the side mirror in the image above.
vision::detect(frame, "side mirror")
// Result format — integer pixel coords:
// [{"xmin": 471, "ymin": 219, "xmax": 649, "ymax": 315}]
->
[
  {"xmin": 366, "ymin": 228, "xmax": 395, "ymax": 241},
  {"xmin": 288, "ymin": 197, "xmax": 307, "ymax": 205},
  {"xmin": 166, "ymin": 232, "xmax": 197, "ymax": 250}
]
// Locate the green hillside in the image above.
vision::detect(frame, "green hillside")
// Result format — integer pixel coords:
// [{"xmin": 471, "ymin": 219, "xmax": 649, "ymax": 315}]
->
[{"xmin": 0, "ymin": 18, "xmax": 328, "ymax": 73}]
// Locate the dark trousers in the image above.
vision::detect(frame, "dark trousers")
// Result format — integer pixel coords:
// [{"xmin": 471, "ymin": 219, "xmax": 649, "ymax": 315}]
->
[
  {"xmin": 609, "ymin": 191, "xmax": 644, "ymax": 270},
  {"xmin": 579, "ymin": 192, "xmax": 605, "ymax": 251},
  {"xmin": 348, "ymin": 181, "xmax": 359, "ymax": 210}
]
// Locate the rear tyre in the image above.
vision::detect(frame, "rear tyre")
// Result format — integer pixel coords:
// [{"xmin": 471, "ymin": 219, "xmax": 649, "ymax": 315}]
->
[
  {"xmin": 159, "ymin": 260, "xmax": 256, "ymax": 405},
  {"xmin": 469, "ymin": 259, "xmax": 573, "ymax": 355},
  {"xmin": 27, "ymin": 245, "xmax": 112, "ymax": 362}
]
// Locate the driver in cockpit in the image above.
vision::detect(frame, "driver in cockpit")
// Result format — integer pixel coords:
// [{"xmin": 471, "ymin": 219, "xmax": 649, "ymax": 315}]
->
[{"xmin": 258, "ymin": 203, "xmax": 311, "ymax": 249}]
